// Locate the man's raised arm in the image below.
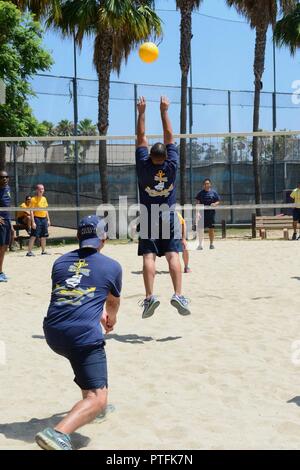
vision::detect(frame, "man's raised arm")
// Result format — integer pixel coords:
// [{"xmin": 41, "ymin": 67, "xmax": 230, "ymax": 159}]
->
[
  {"xmin": 160, "ymin": 96, "xmax": 173, "ymax": 145},
  {"xmin": 136, "ymin": 96, "xmax": 148, "ymax": 148}
]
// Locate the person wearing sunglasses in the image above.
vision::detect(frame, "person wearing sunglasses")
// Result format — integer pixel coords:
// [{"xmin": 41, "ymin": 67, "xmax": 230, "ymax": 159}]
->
[{"xmin": 0, "ymin": 171, "xmax": 14, "ymax": 282}]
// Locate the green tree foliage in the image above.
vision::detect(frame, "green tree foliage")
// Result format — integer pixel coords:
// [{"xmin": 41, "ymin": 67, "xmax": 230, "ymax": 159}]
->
[{"xmin": 0, "ymin": 1, "xmax": 53, "ymax": 169}]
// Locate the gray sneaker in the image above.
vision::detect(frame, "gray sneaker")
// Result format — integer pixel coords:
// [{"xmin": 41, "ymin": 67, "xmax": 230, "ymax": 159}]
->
[
  {"xmin": 197, "ymin": 245, "xmax": 204, "ymax": 250},
  {"xmin": 140, "ymin": 296, "xmax": 160, "ymax": 319},
  {"xmin": 210, "ymin": 244, "xmax": 215, "ymax": 250},
  {"xmin": 170, "ymin": 294, "xmax": 191, "ymax": 316},
  {"xmin": 26, "ymin": 251, "xmax": 35, "ymax": 257},
  {"xmin": 93, "ymin": 404, "xmax": 115, "ymax": 423},
  {"xmin": 35, "ymin": 427, "xmax": 72, "ymax": 450}
]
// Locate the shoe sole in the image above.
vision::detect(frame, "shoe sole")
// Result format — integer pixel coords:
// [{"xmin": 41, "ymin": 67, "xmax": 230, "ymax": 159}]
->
[
  {"xmin": 142, "ymin": 300, "xmax": 160, "ymax": 319},
  {"xmin": 170, "ymin": 299, "xmax": 191, "ymax": 316},
  {"xmin": 35, "ymin": 433, "xmax": 67, "ymax": 450}
]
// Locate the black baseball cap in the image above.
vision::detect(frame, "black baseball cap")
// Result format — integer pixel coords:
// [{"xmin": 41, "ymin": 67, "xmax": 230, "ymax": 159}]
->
[{"xmin": 78, "ymin": 215, "xmax": 107, "ymax": 249}]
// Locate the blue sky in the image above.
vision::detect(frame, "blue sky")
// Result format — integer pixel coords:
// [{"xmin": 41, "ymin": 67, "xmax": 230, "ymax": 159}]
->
[{"xmin": 29, "ymin": 0, "xmax": 300, "ymax": 135}]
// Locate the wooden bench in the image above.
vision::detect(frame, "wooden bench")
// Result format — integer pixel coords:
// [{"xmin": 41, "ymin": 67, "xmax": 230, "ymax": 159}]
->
[
  {"xmin": 251, "ymin": 214, "xmax": 293, "ymax": 239},
  {"xmin": 13, "ymin": 223, "xmax": 30, "ymax": 249}
]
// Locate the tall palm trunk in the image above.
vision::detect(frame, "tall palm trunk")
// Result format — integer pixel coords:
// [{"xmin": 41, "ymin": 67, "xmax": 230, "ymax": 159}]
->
[
  {"xmin": 0, "ymin": 143, "xmax": 6, "ymax": 171},
  {"xmin": 252, "ymin": 24, "xmax": 268, "ymax": 214},
  {"xmin": 95, "ymin": 33, "xmax": 113, "ymax": 204},
  {"xmin": 179, "ymin": 5, "xmax": 192, "ymax": 206}
]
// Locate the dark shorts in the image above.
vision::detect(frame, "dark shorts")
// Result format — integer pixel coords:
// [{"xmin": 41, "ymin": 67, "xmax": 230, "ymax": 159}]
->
[
  {"xmin": 198, "ymin": 212, "xmax": 215, "ymax": 229},
  {"xmin": 50, "ymin": 342, "xmax": 107, "ymax": 390},
  {"xmin": 31, "ymin": 217, "xmax": 48, "ymax": 238},
  {"xmin": 0, "ymin": 219, "xmax": 11, "ymax": 246},
  {"xmin": 138, "ymin": 212, "xmax": 183, "ymax": 257},
  {"xmin": 293, "ymin": 209, "xmax": 300, "ymax": 222}
]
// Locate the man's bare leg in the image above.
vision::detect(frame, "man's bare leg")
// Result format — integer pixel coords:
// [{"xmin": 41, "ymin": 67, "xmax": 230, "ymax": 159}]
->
[
  {"xmin": 41, "ymin": 237, "xmax": 47, "ymax": 253},
  {"xmin": 166, "ymin": 251, "xmax": 182, "ymax": 295},
  {"xmin": 55, "ymin": 387, "xmax": 107, "ymax": 435},
  {"xmin": 143, "ymin": 253, "xmax": 156, "ymax": 298},
  {"xmin": 182, "ymin": 248, "xmax": 190, "ymax": 272},
  {"xmin": 0, "ymin": 245, "xmax": 7, "ymax": 272},
  {"xmin": 209, "ymin": 228, "xmax": 215, "ymax": 248},
  {"xmin": 27, "ymin": 236, "xmax": 36, "ymax": 253}
]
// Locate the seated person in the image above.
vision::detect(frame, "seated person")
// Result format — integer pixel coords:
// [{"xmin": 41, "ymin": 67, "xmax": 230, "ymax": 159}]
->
[{"xmin": 16, "ymin": 195, "xmax": 32, "ymax": 233}]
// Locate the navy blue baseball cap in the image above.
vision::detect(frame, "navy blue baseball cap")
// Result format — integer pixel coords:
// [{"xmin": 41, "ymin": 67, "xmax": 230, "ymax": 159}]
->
[{"xmin": 78, "ymin": 215, "xmax": 107, "ymax": 249}]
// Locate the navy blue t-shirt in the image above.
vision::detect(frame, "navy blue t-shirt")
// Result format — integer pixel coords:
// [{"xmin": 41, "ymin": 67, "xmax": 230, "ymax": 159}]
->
[
  {"xmin": 195, "ymin": 189, "xmax": 220, "ymax": 215},
  {"xmin": 136, "ymin": 144, "xmax": 178, "ymax": 210},
  {"xmin": 0, "ymin": 185, "xmax": 11, "ymax": 220},
  {"xmin": 44, "ymin": 248, "xmax": 122, "ymax": 349}
]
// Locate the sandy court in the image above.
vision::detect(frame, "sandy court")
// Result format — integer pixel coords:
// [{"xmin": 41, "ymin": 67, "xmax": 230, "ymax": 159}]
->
[{"xmin": 0, "ymin": 239, "xmax": 300, "ymax": 450}]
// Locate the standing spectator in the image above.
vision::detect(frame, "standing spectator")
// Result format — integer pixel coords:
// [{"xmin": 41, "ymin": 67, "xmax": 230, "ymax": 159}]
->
[
  {"xmin": 27, "ymin": 184, "xmax": 51, "ymax": 256},
  {"xmin": 16, "ymin": 195, "xmax": 32, "ymax": 234},
  {"xmin": 290, "ymin": 182, "xmax": 300, "ymax": 240},
  {"xmin": 0, "ymin": 171, "xmax": 14, "ymax": 282},
  {"xmin": 195, "ymin": 179, "xmax": 220, "ymax": 250}
]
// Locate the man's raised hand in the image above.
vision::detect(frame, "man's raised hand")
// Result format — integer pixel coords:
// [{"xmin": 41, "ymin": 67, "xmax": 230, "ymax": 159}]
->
[
  {"xmin": 160, "ymin": 96, "xmax": 170, "ymax": 113},
  {"xmin": 137, "ymin": 96, "xmax": 146, "ymax": 114}
]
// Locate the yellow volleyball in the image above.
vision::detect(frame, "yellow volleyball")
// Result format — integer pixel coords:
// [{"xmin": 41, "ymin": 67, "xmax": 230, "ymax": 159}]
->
[{"xmin": 139, "ymin": 42, "xmax": 159, "ymax": 63}]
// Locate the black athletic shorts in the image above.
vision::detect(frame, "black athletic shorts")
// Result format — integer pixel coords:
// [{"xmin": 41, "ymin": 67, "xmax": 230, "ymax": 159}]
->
[
  {"xmin": 138, "ymin": 211, "xmax": 183, "ymax": 257},
  {"xmin": 50, "ymin": 342, "xmax": 107, "ymax": 390},
  {"xmin": 0, "ymin": 219, "xmax": 11, "ymax": 246}
]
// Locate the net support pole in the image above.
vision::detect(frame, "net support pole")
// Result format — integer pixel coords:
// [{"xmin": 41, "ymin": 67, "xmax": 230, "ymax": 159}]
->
[
  {"xmin": 134, "ymin": 83, "xmax": 139, "ymax": 204},
  {"xmin": 272, "ymin": 91, "xmax": 277, "ymax": 214},
  {"xmin": 189, "ymin": 86, "xmax": 193, "ymax": 204},
  {"xmin": 228, "ymin": 91, "xmax": 234, "ymax": 223},
  {"xmin": 272, "ymin": 39, "xmax": 277, "ymax": 215},
  {"xmin": 13, "ymin": 143, "xmax": 19, "ymax": 208},
  {"xmin": 73, "ymin": 35, "xmax": 80, "ymax": 226}
]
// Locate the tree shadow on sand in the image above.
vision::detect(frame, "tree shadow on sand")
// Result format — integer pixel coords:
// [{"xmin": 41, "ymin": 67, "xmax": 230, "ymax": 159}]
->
[
  {"xmin": 0, "ymin": 413, "xmax": 90, "ymax": 449},
  {"xmin": 105, "ymin": 334, "xmax": 182, "ymax": 344}
]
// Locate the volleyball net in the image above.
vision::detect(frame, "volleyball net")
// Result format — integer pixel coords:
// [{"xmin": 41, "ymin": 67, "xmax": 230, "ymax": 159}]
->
[{"xmin": 0, "ymin": 131, "xmax": 299, "ymax": 240}]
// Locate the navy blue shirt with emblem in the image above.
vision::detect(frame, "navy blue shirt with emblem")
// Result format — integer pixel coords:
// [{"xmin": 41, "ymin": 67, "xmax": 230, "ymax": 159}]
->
[
  {"xmin": 136, "ymin": 144, "xmax": 178, "ymax": 210},
  {"xmin": 195, "ymin": 189, "xmax": 220, "ymax": 216},
  {"xmin": 44, "ymin": 248, "xmax": 122, "ymax": 349},
  {"xmin": 0, "ymin": 185, "xmax": 11, "ymax": 220}
]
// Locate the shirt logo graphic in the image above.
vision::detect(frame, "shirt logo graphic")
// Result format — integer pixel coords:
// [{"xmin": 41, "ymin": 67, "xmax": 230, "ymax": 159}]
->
[
  {"xmin": 53, "ymin": 259, "xmax": 96, "ymax": 306},
  {"xmin": 145, "ymin": 170, "xmax": 174, "ymax": 198}
]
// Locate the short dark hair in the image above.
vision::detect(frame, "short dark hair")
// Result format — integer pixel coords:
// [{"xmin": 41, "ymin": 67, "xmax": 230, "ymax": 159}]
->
[
  {"xmin": 150, "ymin": 142, "xmax": 167, "ymax": 159},
  {"xmin": 25, "ymin": 195, "xmax": 31, "ymax": 200},
  {"xmin": 203, "ymin": 178, "xmax": 212, "ymax": 184}
]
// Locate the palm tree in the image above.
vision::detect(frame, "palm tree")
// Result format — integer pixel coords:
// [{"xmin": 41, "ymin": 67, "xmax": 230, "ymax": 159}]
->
[
  {"xmin": 176, "ymin": 1, "xmax": 202, "ymax": 205},
  {"xmin": 11, "ymin": 1, "xmax": 161, "ymax": 202},
  {"xmin": 47, "ymin": 1, "xmax": 161, "ymax": 203},
  {"xmin": 8, "ymin": 1, "xmax": 61, "ymax": 17},
  {"xmin": 39, "ymin": 120, "xmax": 56, "ymax": 162},
  {"xmin": 274, "ymin": 3, "xmax": 300, "ymax": 53},
  {"xmin": 78, "ymin": 118, "xmax": 97, "ymax": 162},
  {"xmin": 55, "ymin": 119, "xmax": 74, "ymax": 160},
  {"xmin": 226, "ymin": 1, "xmax": 296, "ymax": 209}
]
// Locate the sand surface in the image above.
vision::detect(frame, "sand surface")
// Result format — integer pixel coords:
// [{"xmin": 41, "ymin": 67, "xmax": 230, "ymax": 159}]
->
[{"xmin": 1, "ymin": 239, "xmax": 300, "ymax": 450}]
